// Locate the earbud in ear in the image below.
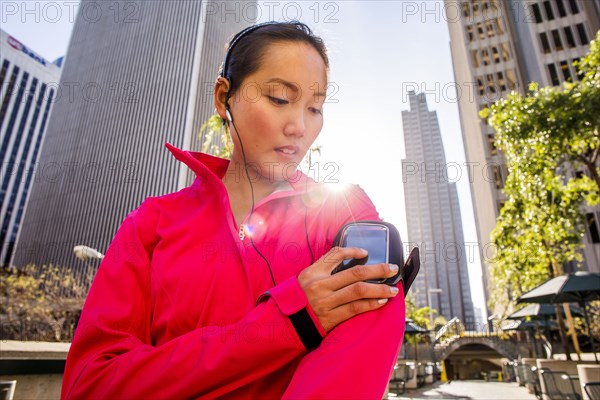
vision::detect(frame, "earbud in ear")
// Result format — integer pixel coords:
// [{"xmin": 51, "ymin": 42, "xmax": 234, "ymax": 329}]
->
[{"xmin": 225, "ymin": 109, "xmax": 233, "ymax": 122}]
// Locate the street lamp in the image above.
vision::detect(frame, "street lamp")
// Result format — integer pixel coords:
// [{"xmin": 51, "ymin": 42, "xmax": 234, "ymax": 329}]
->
[
  {"xmin": 73, "ymin": 245, "xmax": 104, "ymax": 291},
  {"xmin": 73, "ymin": 245, "xmax": 104, "ymax": 261},
  {"xmin": 427, "ymin": 288, "xmax": 443, "ymax": 331}
]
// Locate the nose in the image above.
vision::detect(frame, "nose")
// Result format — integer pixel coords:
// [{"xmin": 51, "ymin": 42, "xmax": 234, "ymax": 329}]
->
[{"xmin": 283, "ymin": 108, "xmax": 306, "ymax": 138}]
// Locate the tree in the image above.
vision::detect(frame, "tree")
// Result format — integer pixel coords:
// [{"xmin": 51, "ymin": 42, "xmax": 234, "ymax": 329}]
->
[
  {"xmin": 480, "ymin": 31, "xmax": 600, "ymax": 311},
  {"xmin": 405, "ymin": 293, "xmax": 447, "ymax": 331},
  {"xmin": 1, "ymin": 264, "xmax": 87, "ymax": 341},
  {"xmin": 200, "ymin": 114, "xmax": 233, "ymax": 159},
  {"xmin": 481, "ymin": 31, "xmax": 600, "ymax": 358}
]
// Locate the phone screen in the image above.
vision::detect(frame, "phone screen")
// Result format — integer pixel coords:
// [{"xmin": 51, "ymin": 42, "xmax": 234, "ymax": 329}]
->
[{"xmin": 342, "ymin": 225, "xmax": 388, "ymax": 265}]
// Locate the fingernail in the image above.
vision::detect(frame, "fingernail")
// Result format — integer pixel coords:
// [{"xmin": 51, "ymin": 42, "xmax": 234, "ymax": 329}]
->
[
  {"xmin": 389, "ymin": 264, "xmax": 399, "ymax": 272},
  {"xmin": 390, "ymin": 286, "xmax": 399, "ymax": 295},
  {"xmin": 378, "ymin": 298, "xmax": 389, "ymax": 305},
  {"xmin": 359, "ymin": 248, "xmax": 368, "ymax": 254}
]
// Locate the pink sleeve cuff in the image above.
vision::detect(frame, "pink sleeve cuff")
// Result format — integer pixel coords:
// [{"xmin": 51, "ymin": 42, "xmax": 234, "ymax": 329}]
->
[{"xmin": 258, "ymin": 276, "xmax": 327, "ymax": 340}]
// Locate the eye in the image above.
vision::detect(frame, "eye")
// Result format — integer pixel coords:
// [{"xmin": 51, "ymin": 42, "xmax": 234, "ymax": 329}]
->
[
  {"xmin": 309, "ymin": 107, "xmax": 323, "ymax": 115},
  {"xmin": 268, "ymin": 96, "xmax": 288, "ymax": 105}
]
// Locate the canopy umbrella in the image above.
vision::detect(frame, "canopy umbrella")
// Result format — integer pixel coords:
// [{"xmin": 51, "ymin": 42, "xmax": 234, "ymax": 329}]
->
[
  {"xmin": 515, "ymin": 319, "xmax": 559, "ymax": 331},
  {"xmin": 404, "ymin": 319, "xmax": 428, "ymax": 361},
  {"xmin": 502, "ymin": 319, "xmax": 559, "ymax": 357},
  {"xmin": 507, "ymin": 303, "xmax": 583, "ymax": 320},
  {"xmin": 405, "ymin": 319, "xmax": 428, "ymax": 334},
  {"xmin": 518, "ymin": 272, "xmax": 600, "ymax": 363}
]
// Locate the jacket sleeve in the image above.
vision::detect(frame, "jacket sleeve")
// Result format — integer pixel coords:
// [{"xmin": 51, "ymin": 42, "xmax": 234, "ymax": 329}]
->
[
  {"xmin": 61, "ymin": 200, "xmax": 312, "ymax": 399},
  {"xmin": 282, "ymin": 185, "xmax": 406, "ymax": 399}
]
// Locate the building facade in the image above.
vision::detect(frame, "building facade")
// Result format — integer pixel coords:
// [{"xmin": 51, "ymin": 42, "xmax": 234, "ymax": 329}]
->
[
  {"xmin": 446, "ymin": 0, "xmax": 600, "ymax": 308},
  {"xmin": 402, "ymin": 91, "xmax": 475, "ymax": 325},
  {"xmin": 0, "ymin": 29, "xmax": 62, "ymax": 268},
  {"xmin": 12, "ymin": 1, "xmax": 255, "ymax": 275}
]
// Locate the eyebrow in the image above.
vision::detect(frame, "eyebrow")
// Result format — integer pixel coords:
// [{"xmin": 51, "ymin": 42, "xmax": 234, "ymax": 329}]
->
[{"xmin": 264, "ymin": 77, "xmax": 327, "ymax": 98}]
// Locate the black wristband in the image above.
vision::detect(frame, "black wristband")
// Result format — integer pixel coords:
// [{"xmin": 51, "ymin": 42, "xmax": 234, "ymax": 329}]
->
[{"xmin": 289, "ymin": 308, "xmax": 323, "ymax": 351}]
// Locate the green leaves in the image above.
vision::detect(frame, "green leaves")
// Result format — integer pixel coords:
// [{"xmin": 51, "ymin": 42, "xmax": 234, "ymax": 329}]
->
[
  {"xmin": 200, "ymin": 114, "xmax": 234, "ymax": 159},
  {"xmin": 482, "ymin": 31, "xmax": 600, "ymax": 315}
]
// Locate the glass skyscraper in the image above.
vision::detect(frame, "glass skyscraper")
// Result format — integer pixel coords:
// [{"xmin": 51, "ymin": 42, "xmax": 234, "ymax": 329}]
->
[
  {"xmin": 12, "ymin": 1, "xmax": 255, "ymax": 277},
  {"xmin": 402, "ymin": 91, "xmax": 475, "ymax": 325},
  {"xmin": 0, "ymin": 29, "xmax": 62, "ymax": 268}
]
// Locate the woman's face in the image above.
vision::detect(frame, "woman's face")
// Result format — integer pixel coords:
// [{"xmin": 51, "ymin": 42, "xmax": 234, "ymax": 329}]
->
[{"xmin": 224, "ymin": 41, "xmax": 327, "ymax": 183}]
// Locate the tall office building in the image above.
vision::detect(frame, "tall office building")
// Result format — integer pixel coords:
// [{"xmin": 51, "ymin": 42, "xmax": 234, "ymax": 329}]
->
[
  {"xmin": 12, "ymin": 1, "xmax": 255, "ymax": 273},
  {"xmin": 446, "ymin": 0, "xmax": 600, "ymax": 308},
  {"xmin": 0, "ymin": 30, "xmax": 62, "ymax": 268},
  {"xmin": 402, "ymin": 91, "xmax": 475, "ymax": 324}
]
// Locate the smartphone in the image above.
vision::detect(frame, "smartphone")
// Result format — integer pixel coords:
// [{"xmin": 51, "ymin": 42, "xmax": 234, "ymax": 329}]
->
[{"xmin": 331, "ymin": 222, "xmax": 390, "ymax": 283}]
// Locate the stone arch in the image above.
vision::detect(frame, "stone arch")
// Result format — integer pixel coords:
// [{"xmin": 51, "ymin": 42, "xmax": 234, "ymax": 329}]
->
[{"xmin": 439, "ymin": 337, "xmax": 517, "ymax": 361}]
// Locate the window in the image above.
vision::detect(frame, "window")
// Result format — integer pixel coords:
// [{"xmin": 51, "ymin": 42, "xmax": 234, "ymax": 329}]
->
[
  {"xmin": 466, "ymin": 25, "xmax": 474, "ymax": 42},
  {"xmin": 540, "ymin": 32, "xmax": 552, "ymax": 53},
  {"xmin": 506, "ymin": 69, "xmax": 517, "ymax": 90},
  {"xmin": 552, "ymin": 29, "xmax": 563, "ymax": 51},
  {"xmin": 497, "ymin": 71, "xmax": 507, "ymax": 91},
  {"xmin": 531, "ymin": 3, "xmax": 543, "ymax": 23},
  {"xmin": 492, "ymin": 46, "xmax": 501, "ymax": 63},
  {"xmin": 495, "ymin": 18, "xmax": 505, "ymax": 35},
  {"xmin": 492, "ymin": 165, "xmax": 503, "ymax": 189},
  {"xmin": 477, "ymin": 76, "xmax": 485, "ymax": 96},
  {"xmin": 587, "ymin": 213, "xmax": 600, "ymax": 243},
  {"xmin": 477, "ymin": 22, "xmax": 485, "ymax": 40},
  {"xmin": 573, "ymin": 57, "xmax": 584, "ymax": 80},
  {"xmin": 576, "ymin": 23, "xmax": 588, "ymax": 45},
  {"xmin": 554, "ymin": 0, "xmax": 567, "ymax": 17},
  {"xmin": 568, "ymin": 0, "xmax": 579, "ymax": 14},
  {"xmin": 501, "ymin": 43, "xmax": 511, "ymax": 61},
  {"xmin": 543, "ymin": 1, "xmax": 555, "ymax": 20},
  {"xmin": 482, "ymin": 48, "xmax": 490, "ymax": 66},
  {"xmin": 0, "ymin": 59, "xmax": 9, "ymax": 89},
  {"xmin": 486, "ymin": 73, "xmax": 497, "ymax": 94},
  {"xmin": 548, "ymin": 63, "xmax": 560, "ymax": 85},
  {"xmin": 487, "ymin": 134, "xmax": 497, "ymax": 156},
  {"xmin": 486, "ymin": 20, "xmax": 495, "ymax": 38},
  {"xmin": 462, "ymin": 1, "xmax": 470, "ymax": 17},
  {"xmin": 0, "ymin": 66, "xmax": 19, "ymax": 126},
  {"xmin": 471, "ymin": 50, "xmax": 480, "ymax": 68},
  {"xmin": 560, "ymin": 60, "xmax": 572, "ymax": 81},
  {"xmin": 564, "ymin": 26, "xmax": 576, "ymax": 48}
]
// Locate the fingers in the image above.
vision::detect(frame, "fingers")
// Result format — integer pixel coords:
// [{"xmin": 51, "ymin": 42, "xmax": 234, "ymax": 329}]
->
[
  {"xmin": 327, "ymin": 262, "xmax": 399, "ymax": 290},
  {"xmin": 317, "ymin": 246, "xmax": 368, "ymax": 273},
  {"xmin": 326, "ymin": 281, "xmax": 400, "ymax": 307},
  {"xmin": 323, "ymin": 298, "xmax": 395, "ymax": 331}
]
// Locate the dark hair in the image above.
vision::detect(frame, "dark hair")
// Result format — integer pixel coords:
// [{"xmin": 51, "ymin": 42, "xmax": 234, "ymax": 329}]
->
[{"xmin": 220, "ymin": 21, "xmax": 329, "ymax": 96}]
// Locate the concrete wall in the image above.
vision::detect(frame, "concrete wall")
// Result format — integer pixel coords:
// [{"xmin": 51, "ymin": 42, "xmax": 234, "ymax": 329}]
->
[{"xmin": 0, "ymin": 375, "xmax": 62, "ymax": 400}]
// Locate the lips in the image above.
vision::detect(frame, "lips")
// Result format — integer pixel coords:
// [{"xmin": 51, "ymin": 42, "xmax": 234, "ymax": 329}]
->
[{"xmin": 275, "ymin": 145, "xmax": 299, "ymax": 155}]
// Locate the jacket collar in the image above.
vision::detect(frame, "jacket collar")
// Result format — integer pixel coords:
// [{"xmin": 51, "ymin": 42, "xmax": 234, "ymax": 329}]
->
[{"xmin": 164, "ymin": 142, "xmax": 318, "ymax": 192}]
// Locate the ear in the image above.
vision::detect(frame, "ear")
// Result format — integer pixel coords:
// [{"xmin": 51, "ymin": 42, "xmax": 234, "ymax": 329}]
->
[{"xmin": 214, "ymin": 76, "xmax": 231, "ymax": 122}]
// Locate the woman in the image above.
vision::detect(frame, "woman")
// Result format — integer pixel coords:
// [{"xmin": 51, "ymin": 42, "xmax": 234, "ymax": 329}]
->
[{"xmin": 62, "ymin": 21, "xmax": 405, "ymax": 399}]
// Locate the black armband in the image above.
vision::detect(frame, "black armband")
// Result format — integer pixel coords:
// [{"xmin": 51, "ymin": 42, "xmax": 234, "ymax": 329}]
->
[{"xmin": 289, "ymin": 308, "xmax": 323, "ymax": 351}]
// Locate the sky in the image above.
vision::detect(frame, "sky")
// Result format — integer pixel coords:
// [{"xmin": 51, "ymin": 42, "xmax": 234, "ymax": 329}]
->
[{"xmin": 1, "ymin": 0, "xmax": 487, "ymax": 321}]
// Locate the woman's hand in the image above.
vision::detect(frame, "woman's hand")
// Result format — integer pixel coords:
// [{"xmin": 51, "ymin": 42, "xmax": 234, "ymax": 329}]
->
[{"xmin": 297, "ymin": 247, "xmax": 400, "ymax": 332}]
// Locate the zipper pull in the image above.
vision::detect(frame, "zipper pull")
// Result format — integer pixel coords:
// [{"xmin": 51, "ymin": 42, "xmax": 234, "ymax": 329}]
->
[{"xmin": 239, "ymin": 224, "xmax": 245, "ymax": 240}]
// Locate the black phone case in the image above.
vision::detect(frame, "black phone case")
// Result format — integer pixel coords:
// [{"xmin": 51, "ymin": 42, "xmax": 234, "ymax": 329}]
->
[
  {"xmin": 401, "ymin": 247, "xmax": 420, "ymax": 296},
  {"xmin": 330, "ymin": 221, "xmax": 403, "ymax": 286},
  {"xmin": 330, "ymin": 221, "xmax": 420, "ymax": 295}
]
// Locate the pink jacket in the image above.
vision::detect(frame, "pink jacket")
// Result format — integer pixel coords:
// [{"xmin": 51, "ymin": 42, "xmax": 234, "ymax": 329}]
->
[{"xmin": 61, "ymin": 143, "xmax": 405, "ymax": 399}]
